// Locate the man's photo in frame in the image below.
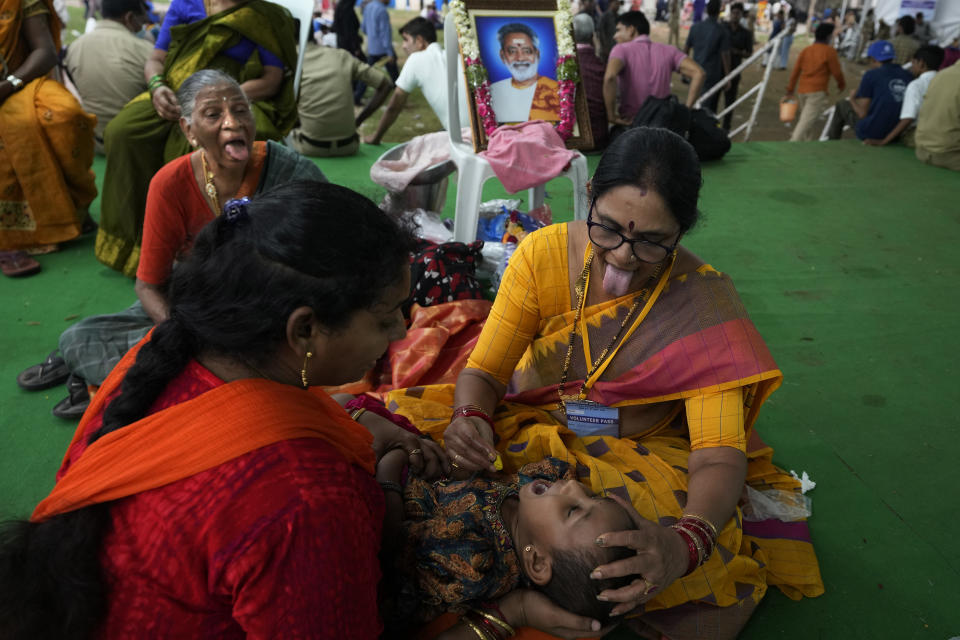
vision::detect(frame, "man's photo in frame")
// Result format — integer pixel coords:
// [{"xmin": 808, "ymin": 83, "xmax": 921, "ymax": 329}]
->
[{"xmin": 474, "ymin": 15, "xmax": 561, "ymax": 124}]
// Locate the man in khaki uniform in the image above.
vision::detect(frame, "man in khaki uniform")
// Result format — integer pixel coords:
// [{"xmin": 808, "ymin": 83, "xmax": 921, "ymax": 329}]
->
[
  {"xmin": 64, "ymin": 0, "xmax": 152, "ymax": 154},
  {"xmin": 914, "ymin": 61, "xmax": 960, "ymax": 172},
  {"xmin": 290, "ymin": 36, "xmax": 393, "ymax": 157}
]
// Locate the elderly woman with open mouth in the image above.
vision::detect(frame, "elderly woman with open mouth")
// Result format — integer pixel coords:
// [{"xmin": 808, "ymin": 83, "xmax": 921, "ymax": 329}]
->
[
  {"xmin": 16, "ymin": 69, "xmax": 325, "ymax": 419},
  {"xmin": 95, "ymin": 0, "xmax": 300, "ymax": 277}
]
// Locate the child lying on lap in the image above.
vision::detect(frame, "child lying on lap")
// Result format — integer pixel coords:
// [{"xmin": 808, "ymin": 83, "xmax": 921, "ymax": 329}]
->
[{"xmin": 377, "ymin": 455, "xmax": 637, "ymax": 637}]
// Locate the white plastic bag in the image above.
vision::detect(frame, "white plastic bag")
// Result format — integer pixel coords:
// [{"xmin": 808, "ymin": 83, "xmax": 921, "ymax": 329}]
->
[
  {"xmin": 741, "ymin": 486, "xmax": 812, "ymax": 522},
  {"xmin": 477, "ymin": 242, "xmax": 507, "ymax": 282},
  {"xmin": 406, "ymin": 209, "xmax": 453, "ymax": 244},
  {"xmin": 490, "ymin": 242, "xmax": 518, "ymax": 291},
  {"xmin": 479, "ymin": 199, "xmax": 522, "ymax": 216}
]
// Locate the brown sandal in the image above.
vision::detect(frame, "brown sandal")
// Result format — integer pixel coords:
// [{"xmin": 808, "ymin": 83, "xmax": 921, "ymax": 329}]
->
[{"xmin": 0, "ymin": 251, "xmax": 41, "ymax": 277}]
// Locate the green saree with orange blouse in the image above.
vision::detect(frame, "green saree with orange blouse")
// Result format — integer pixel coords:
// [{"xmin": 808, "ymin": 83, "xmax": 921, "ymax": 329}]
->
[{"xmin": 94, "ymin": 0, "xmax": 298, "ymax": 276}]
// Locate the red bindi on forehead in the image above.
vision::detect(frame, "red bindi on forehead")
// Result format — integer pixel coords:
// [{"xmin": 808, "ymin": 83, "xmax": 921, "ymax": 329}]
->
[{"xmin": 628, "ymin": 221, "xmax": 635, "ymax": 231}]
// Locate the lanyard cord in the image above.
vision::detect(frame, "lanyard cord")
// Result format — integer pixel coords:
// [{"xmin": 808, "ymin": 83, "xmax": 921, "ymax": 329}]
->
[{"xmin": 557, "ymin": 244, "xmax": 677, "ymax": 413}]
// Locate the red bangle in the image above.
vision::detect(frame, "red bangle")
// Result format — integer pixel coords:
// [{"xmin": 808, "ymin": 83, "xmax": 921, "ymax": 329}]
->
[
  {"xmin": 677, "ymin": 516, "xmax": 717, "ymax": 557},
  {"xmin": 452, "ymin": 404, "xmax": 495, "ymax": 431},
  {"xmin": 682, "ymin": 520, "xmax": 714, "ymax": 555},
  {"xmin": 674, "ymin": 527, "xmax": 700, "ymax": 576},
  {"xmin": 479, "ymin": 600, "xmax": 508, "ymax": 624},
  {"xmin": 345, "ymin": 395, "xmax": 422, "ymax": 436}
]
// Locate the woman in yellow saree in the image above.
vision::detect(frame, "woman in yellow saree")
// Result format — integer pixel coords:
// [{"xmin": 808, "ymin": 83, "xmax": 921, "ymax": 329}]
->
[
  {"xmin": 95, "ymin": 0, "xmax": 298, "ymax": 275},
  {"xmin": 0, "ymin": 0, "xmax": 96, "ymax": 252},
  {"xmin": 386, "ymin": 128, "xmax": 823, "ymax": 640}
]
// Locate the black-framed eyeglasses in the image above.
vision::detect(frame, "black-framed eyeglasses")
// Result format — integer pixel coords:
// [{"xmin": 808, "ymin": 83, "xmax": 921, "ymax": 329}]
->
[{"xmin": 586, "ymin": 202, "xmax": 681, "ymax": 264}]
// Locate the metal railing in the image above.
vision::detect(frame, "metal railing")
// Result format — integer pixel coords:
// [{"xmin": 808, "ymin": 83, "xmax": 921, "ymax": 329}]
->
[{"xmin": 694, "ymin": 31, "xmax": 786, "ymax": 142}]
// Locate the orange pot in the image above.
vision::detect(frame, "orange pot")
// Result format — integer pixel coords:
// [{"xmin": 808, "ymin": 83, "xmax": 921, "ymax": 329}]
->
[{"xmin": 780, "ymin": 97, "xmax": 798, "ymax": 123}]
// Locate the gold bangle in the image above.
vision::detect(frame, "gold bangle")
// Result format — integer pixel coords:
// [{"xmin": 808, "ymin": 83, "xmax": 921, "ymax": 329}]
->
[
  {"xmin": 471, "ymin": 609, "xmax": 515, "ymax": 636},
  {"xmin": 682, "ymin": 512, "xmax": 719, "ymax": 538},
  {"xmin": 462, "ymin": 618, "xmax": 490, "ymax": 639},
  {"xmin": 350, "ymin": 408, "xmax": 367, "ymax": 422}
]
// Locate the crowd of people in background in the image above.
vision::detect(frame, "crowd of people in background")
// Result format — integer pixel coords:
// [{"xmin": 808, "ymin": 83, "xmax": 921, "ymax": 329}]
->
[{"xmin": 1, "ymin": 0, "xmax": 957, "ymax": 280}]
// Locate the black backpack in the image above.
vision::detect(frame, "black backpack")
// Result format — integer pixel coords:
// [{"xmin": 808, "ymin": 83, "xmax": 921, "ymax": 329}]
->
[
  {"xmin": 631, "ymin": 96, "xmax": 731, "ymax": 162},
  {"xmin": 686, "ymin": 108, "xmax": 731, "ymax": 161},
  {"xmin": 631, "ymin": 95, "xmax": 691, "ymax": 137}
]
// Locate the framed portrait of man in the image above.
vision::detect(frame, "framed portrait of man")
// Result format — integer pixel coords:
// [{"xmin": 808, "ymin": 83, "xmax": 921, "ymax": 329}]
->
[{"xmin": 457, "ymin": 0, "xmax": 593, "ymax": 151}]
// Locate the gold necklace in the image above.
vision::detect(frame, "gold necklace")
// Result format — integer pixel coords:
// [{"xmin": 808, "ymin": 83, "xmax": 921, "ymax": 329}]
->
[
  {"xmin": 557, "ymin": 245, "xmax": 669, "ymax": 414},
  {"xmin": 200, "ymin": 150, "xmax": 220, "ymax": 215}
]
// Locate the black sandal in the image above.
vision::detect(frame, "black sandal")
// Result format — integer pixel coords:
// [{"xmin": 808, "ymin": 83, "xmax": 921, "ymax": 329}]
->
[
  {"xmin": 52, "ymin": 374, "xmax": 90, "ymax": 421},
  {"xmin": 17, "ymin": 351, "xmax": 71, "ymax": 391}
]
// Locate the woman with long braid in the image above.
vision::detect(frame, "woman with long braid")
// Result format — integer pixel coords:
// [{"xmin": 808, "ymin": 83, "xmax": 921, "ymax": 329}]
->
[{"xmin": 0, "ymin": 181, "xmax": 443, "ymax": 638}]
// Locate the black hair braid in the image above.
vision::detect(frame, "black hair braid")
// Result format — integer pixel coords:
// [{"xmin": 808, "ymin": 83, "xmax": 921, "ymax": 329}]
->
[
  {"xmin": 92, "ymin": 317, "xmax": 199, "ymax": 443},
  {"xmin": 0, "ymin": 181, "xmax": 413, "ymax": 639},
  {"xmin": 0, "ymin": 320, "xmax": 197, "ymax": 640},
  {"xmin": 0, "ymin": 505, "xmax": 110, "ymax": 640}
]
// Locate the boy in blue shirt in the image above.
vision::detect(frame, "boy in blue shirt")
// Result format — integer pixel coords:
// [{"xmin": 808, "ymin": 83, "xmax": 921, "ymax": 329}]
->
[{"xmin": 827, "ymin": 40, "xmax": 913, "ymax": 140}]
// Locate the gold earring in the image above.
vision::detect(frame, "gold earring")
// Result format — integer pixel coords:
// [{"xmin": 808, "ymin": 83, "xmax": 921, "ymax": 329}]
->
[
  {"xmin": 300, "ymin": 351, "xmax": 313, "ymax": 388},
  {"xmin": 524, "ymin": 545, "xmax": 532, "ymax": 553}
]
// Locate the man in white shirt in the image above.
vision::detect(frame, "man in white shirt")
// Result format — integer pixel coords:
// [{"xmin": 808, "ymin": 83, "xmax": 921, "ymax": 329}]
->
[
  {"xmin": 364, "ymin": 17, "xmax": 470, "ymax": 144},
  {"xmin": 488, "ymin": 22, "xmax": 560, "ymax": 123},
  {"xmin": 63, "ymin": 0, "xmax": 152, "ymax": 153},
  {"xmin": 864, "ymin": 45, "xmax": 944, "ymax": 147}
]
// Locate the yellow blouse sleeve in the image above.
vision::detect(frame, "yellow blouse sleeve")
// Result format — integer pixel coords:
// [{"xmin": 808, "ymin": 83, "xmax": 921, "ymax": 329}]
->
[
  {"xmin": 466, "ymin": 232, "xmax": 545, "ymax": 385},
  {"xmin": 685, "ymin": 387, "xmax": 746, "ymax": 452}
]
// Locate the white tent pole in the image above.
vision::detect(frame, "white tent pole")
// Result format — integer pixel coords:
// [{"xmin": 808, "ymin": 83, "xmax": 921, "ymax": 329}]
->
[{"xmin": 743, "ymin": 32, "xmax": 782, "ymax": 142}]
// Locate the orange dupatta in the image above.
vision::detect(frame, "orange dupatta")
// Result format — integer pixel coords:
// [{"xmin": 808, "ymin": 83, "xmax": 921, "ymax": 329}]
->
[{"xmin": 32, "ymin": 332, "xmax": 376, "ymax": 522}]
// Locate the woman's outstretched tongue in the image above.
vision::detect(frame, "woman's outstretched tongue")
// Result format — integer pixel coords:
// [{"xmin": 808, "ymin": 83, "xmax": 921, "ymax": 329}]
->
[
  {"xmin": 224, "ymin": 140, "xmax": 249, "ymax": 163},
  {"xmin": 602, "ymin": 263, "xmax": 634, "ymax": 297}
]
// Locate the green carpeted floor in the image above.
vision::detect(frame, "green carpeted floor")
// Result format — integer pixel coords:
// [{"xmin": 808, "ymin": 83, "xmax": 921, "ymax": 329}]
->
[{"xmin": 2, "ymin": 140, "xmax": 959, "ymax": 638}]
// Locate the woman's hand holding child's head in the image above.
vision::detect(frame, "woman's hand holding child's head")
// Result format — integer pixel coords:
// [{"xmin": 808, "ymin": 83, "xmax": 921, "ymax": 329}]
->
[
  {"xmin": 498, "ymin": 589, "xmax": 606, "ymax": 639},
  {"xmin": 591, "ymin": 493, "xmax": 690, "ymax": 616},
  {"xmin": 510, "ymin": 478, "xmax": 638, "ymax": 627}
]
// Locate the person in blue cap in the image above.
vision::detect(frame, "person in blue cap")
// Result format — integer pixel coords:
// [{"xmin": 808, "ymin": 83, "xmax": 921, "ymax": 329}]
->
[{"xmin": 826, "ymin": 40, "xmax": 913, "ymax": 140}]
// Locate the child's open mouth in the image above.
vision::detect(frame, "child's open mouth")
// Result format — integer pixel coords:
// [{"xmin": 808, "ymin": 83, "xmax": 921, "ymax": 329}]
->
[{"xmin": 530, "ymin": 479, "xmax": 552, "ymax": 496}]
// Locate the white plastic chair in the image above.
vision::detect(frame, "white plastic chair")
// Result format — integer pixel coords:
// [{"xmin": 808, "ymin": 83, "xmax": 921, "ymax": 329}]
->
[
  {"xmin": 444, "ymin": 19, "xmax": 589, "ymax": 243},
  {"xmin": 268, "ymin": 0, "xmax": 313, "ymax": 99}
]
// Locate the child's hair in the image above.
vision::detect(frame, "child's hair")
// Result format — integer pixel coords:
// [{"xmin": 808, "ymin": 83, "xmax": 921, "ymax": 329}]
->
[{"xmin": 537, "ymin": 524, "xmax": 639, "ymax": 623}]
